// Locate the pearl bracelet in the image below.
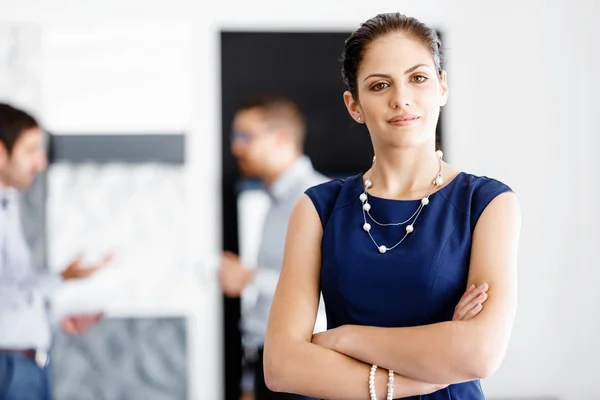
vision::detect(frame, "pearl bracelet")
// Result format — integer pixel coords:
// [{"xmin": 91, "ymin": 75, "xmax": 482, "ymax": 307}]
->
[
  {"xmin": 387, "ymin": 369, "xmax": 395, "ymax": 400},
  {"xmin": 369, "ymin": 365, "xmax": 395, "ymax": 400},
  {"xmin": 369, "ymin": 365, "xmax": 377, "ymax": 400}
]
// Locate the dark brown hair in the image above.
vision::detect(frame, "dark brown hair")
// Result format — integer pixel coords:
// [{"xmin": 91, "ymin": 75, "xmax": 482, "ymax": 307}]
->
[
  {"xmin": 341, "ymin": 13, "xmax": 444, "ymax": 99},
  {"xmin": 236, "ymin": 94, "xmax": 306, "ymax": 149},
  {"xmin": 0, "ymin": 103, "xmax": 39, "ymax": 154}
]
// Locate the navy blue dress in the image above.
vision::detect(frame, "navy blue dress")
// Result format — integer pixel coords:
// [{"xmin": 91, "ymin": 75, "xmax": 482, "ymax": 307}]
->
[{"xmin": 305, "ymin": 172, "xmax": 512, "ymax": 400}]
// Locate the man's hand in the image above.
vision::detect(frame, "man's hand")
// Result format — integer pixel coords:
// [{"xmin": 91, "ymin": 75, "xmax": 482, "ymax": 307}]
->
[
  {"xmin": 218, "ymin": 251, "xmax": 256, "ymax": 298},
  {"xmin": 61, "ymin": 253, "xmax": 114, "ymax": 281},
  {"xmin": 61, "ymin": 313, "xmax": 103, "ymax": 335}
]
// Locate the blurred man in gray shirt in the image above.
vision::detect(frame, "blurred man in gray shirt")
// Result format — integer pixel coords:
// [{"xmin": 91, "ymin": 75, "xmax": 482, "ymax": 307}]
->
[
  {"xmin": 0, "ymin": 103, "xmax": 108, "ymax": 400},
  {"xmin": 219, "ymin": 95, "xmax": 327, "ymax": 400}
]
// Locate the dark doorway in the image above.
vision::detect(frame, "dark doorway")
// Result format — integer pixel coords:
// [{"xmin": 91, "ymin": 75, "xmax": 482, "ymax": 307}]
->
[{"xmin": 220, "ymin": 30, "xmax": 444, "ymax": 400}]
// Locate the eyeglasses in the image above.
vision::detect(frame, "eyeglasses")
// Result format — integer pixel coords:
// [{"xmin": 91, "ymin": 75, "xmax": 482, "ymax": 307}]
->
[
  {"xmin": 230, "ymin": 131, "xmax": 255, "ymax": 144},
  {"xmin": 231, "ymin": 128, "xmax": 279, "ymax": 144}
]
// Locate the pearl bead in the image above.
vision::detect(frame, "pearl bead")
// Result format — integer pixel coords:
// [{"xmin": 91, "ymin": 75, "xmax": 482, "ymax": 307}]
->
[
  {"xmin": 365, "ymin": 179, "xmax": 372, "ymax": 188},
  {"xmin": 406, "ymin": 225, "xmax": 414, "ymax": 233},
  {"xmin": 435, "ymin": 176, "xmax": 444, "ymax": 186},
  {"xmin": 421, "ymin": 197, "xmax": 429, "ymax": 206},
  {"xmin": 379, "ymin": 245, "xmax": 387, "ymax": 254},
  {"xmin": 363, "ymin": 223, "xmax": 371, "ymax": 232},
  {"xmin": 363, "ymin": 203, "xmax": 371, "ymax": 212},
  {"xmin": 359, "ymin": 193, "xmax": 367, "ymax": 202},
  {"xmin": 436, "ymin": 149, "xmax": 444, "ymax": 159}
]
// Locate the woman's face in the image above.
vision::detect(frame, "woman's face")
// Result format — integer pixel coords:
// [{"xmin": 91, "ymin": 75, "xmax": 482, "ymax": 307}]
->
[{"xmin": 345, "ymin": 32, "xmax": 448, "ymax": 150}]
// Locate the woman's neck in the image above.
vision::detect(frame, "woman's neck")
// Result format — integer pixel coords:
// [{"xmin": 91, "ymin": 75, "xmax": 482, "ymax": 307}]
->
[{"xmin": 366, "ymin": 146, "xmax": 442, "ymax": 200}]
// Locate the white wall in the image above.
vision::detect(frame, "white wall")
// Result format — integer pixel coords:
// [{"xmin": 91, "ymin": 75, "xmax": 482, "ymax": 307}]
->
[
  {"xmin": 40, "ymin": 23, "xmax": 194, "ymax": 133},
  {"xmin": 0, "ymin": 23, "xmax": 42, "ymax": 113},
  {"xmin": 0, "ymin": 0, "xmax": 598, "ymax": 399}
]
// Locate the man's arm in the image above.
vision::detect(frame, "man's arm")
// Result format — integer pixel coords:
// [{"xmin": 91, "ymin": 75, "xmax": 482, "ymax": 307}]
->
[
  {"xmin": 245, "ymin": 267, "xmax": 278, "ymax": 297},
  {"xmin": 0, "ymin": 254, "xmax": 109, "ymax": 329},
  {"xmin": 0, "ymin": 254, "xmax": 110, "ymax": 305},
  {"xmin": 5, "ymin": 273, "xmax": 63, "ymax": 299}
]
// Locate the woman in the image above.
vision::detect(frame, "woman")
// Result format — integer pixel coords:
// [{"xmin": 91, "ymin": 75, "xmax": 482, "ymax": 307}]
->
[{"xmin": 264, "ymin": 12, "xmax": 520, "ymax": 400}]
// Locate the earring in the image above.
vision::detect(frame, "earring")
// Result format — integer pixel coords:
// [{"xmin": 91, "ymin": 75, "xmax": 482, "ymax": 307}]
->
[{"xmin": 357, "ymin": 116, "xmax": 362, "ymax": 122}]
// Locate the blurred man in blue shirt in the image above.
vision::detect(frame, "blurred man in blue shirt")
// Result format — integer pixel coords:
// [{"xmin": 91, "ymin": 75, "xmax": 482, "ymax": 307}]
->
[
  {"xmin": 219, "ymin": 95, "xmax": 327, "ymax": 400},
  {"xmin": 0, "ymin": 103, "xmax": 107, "ymax": 400}
]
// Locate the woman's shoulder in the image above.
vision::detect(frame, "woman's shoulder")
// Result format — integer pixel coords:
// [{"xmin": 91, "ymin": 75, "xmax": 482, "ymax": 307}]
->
[
  {"xmin": 455, "ymin": 171, "xmax": 514, "ymax": 201},
  {"xmin": 460, "ymin": 171, "xmax": 512, "ymax": 191},
  {"xmin": 443, "ymin": 171, "xmax": 514, "ymax": 230},
  {"xmin": 304, "ymin": 173, "xmax": 363, "ymax": 227},
  {"xmin": 305, "ymin": 173, "xmax": 362, "ymax": 196}
]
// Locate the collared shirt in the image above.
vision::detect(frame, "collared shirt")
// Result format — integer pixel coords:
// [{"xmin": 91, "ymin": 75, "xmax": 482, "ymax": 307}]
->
[
  {"xmin": 0, "ymin": 186, "xmax": 61, "ymax": 351},
  {"xmin": 241, "ymin": 156, "xmax": 329, "ymax": 349}
]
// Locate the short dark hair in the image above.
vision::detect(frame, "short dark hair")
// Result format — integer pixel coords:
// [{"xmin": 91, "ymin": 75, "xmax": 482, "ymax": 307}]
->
[
  {"xmin": 235, "ymin": 94, "xmax": 306, "ymax": 150},
  {"xmin": 342, "ymin": 13, "xmax": 444, "ymax": 99},
  {"xmin": 0, "ymin": 103, "xmax": 39, "ymax": 154}
]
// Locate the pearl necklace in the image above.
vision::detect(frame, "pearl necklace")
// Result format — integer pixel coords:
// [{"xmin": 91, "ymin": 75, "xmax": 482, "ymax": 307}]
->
[{"xmin": 360, "ymin": 150, "xmax": 444, "ymax": 254}]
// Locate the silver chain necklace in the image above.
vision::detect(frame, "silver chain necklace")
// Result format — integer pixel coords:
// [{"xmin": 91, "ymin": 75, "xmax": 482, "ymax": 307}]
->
[{"xmin": 360, "ymin": 150, "xmax": 444, "ymax": 254}]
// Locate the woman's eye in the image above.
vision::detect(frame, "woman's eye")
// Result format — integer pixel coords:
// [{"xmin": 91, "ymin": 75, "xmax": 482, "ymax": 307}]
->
[
  {"xmin": 371, "ymin": 82, "xmax": 389, "ymax": 91},
  {"xmin": 412, "ymin": 75, "xmax": 428, "ymax": 83}
]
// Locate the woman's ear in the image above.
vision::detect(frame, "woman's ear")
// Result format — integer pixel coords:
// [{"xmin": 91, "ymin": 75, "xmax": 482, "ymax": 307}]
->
[
  {"xmin": 343, "ymin": 91, "xmax": 363, "ymax": 123},
  {"xmin": 439, "ymin": 70, "xmax": 449, "ymax": 107}
]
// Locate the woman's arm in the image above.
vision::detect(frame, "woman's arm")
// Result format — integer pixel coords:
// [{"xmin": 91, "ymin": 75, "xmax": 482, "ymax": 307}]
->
[
  {"xmin": 263, "ymin": 195, "xmax": 448, "ymax": 399},
  {"xmin": 322, "ymin": 192, "xmax": 521, "ymax": 384}
]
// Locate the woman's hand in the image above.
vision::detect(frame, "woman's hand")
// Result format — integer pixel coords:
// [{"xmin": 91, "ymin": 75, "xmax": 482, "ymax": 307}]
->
[
  {"xmin": 311, "ymin": 325, "xmax": 344, "ymax": 351},
  {"xmin": 453, "ymin": 283, "xmax": 489, "ymax": 321}
]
